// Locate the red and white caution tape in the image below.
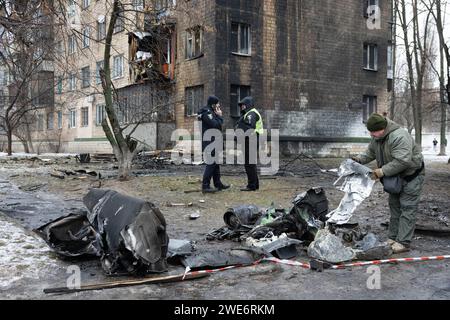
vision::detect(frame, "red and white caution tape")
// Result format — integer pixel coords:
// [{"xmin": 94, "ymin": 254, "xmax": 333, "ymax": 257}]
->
[
  {"xmin": 330, "ymin": 255, "xmax": 450, "ymax": 269},
  {"xmin": 180, "ymin": 254, "xmax": 450, "ymax": 279},
  {"xmin": 262, "ymin": 257, "xmax": 311, "ymax": 269}
]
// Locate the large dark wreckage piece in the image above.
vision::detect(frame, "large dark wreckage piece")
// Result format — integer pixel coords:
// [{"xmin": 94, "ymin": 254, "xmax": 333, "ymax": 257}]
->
[{"xmin": 36, "ymin": 189, "xmax": 169, "ymax": 275}]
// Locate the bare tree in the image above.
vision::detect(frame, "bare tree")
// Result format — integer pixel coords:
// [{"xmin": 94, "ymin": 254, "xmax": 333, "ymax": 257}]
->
[{"xmin": 0, "ymin": 0, "xmax": 57, "ymax": 155}]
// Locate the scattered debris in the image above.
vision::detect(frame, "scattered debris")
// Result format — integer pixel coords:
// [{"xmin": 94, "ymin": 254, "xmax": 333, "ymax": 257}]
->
[
  {"xmin": 50, "ymin": 171, "xmax": 65, "ymax": 179},
  {"xmin": 19, "ymin": 183, "xmax": 46, "ymax": 192},
  {"xmin": 189, "ymin": 211, "xmax": 201, "ymax": 220},
  {"xmin": 181, "ymin": 247, "xmax": 267, "ymax": 270},
  {"xmin": 167, "ymin": 239, "xmax": 196, "ymax": 260},
  {"xmin": 166, "ymin": 202, "xmax": 193, "ymax": 207},
  {"xmin": 44, "ymin": 272, "xmax": 209, "ymax": 294},
  {"xmin": 353, "ymin": 233, "xmax": 392, "ymax": 261},
  {"xmin": 245, "ymin": 233, "xmax": 302, "ymax": 259},
  {"xmin": 307, "ymin": 229, "xmax": 356, "ymax": 263}
]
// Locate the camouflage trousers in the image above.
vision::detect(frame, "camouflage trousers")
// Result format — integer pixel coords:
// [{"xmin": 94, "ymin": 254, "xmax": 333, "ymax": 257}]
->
[{"xmin": 388, "ymin": 174, "xmax": 425, "ymax": 246}]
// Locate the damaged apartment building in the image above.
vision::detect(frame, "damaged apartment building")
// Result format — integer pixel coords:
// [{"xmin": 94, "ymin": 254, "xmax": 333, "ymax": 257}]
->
[{"xmin": 9, "ymin": 0, "xmax": 392, "ymax": 155}]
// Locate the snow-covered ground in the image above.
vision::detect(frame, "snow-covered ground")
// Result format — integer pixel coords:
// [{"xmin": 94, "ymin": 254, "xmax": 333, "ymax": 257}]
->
[
  {"xmin": 0, "ymin": 152, "xmax": 78, "ymax": 158},
  {"xmin": 423, "ymin": 153, "xmax": 450, "ymax": 163},
  {"xmin": 0, "ymin": 213, "xmax": 62, "ymax": 290}
]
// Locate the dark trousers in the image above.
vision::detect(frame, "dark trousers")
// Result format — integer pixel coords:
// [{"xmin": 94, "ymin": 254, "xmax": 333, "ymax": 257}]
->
[
  {"xmin": 202, "ymin": 163, "xmax": 221, "ymax": 189},
  {"xmin": 244, "ymin": 136, "xmax": 259, "ymax": 190}
]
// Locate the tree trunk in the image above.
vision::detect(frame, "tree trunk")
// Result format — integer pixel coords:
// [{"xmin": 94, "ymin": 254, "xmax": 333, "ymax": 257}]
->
[
  {"xmin": 118, "ymin": 151, "xmax": 134, "ymax": 181},
  {"xmin": 6, "ymin": 129, "xmax": 12, "ymax": 156}
]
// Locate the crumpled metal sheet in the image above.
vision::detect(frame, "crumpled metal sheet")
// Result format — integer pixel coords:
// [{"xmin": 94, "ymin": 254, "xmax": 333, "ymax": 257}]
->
[
  {"xmin": 326, "ymin": 159, "xmax": 375, "ymax": 225},
  {"xmin": 307, "ymin": 229, "xmax": 356, "ymax": 263},
  {"xmin": 223, "ymin": 205, "xmax": 262, "ymax": 230},
  {"xmin": 35, "ymin": 212, "xmax": 101, "ymax": 258},
  {"xmin": 83, "ymin": 189, "xmax": 169, "ymax": 275},
  {"xmin": 37, "ymin": 189, "xmax": 169, "ymax": 276},
  {"xmin": 167, "ymin": 239, "xmax": 195, "ymax": 259},
  {"xmin": 245, "ymin": 233, "xmax": 302, "ymax": 259}
]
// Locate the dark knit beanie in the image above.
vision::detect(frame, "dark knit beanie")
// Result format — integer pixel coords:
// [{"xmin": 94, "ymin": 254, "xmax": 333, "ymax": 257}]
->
[
  {"xmin": 207, "ymin": 95, "xmax": 219, "ymax": 106},
  {"xmin": 366, "ymin": 113, "xmax": 388, "ymax": 131}
]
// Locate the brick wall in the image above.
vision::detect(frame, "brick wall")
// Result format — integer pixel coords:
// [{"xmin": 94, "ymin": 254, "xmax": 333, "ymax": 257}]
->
[{"xmin": 212, "ymin": 0, "xmax": 391, "ymax": 134}]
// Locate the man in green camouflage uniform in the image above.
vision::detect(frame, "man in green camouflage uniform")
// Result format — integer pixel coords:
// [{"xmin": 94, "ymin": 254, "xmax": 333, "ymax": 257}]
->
[{"xmin": 353, "ymin": 113, "xmax": 425, "ymax": 253}]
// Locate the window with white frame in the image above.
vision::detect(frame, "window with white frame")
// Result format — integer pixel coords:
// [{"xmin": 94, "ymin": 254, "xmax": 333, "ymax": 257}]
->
[
  {"xmin": 69, "ymin": 110, "xmax": 76, "ymax": 128},
  {"xmin": 68, "ymin": 73, "xmax": 76, "ymax": 91},
  {"xmin": 68, "ymin": 35, "xmax": 76, "ymax": 54},
  {"xmin": 112, "ymin": 55, "xmax": 123, "ymax": 78},
  {"xmin": 96, "ymin": 60, "xmax": 104, "ymax": 84},
  {"xmin": 363, "ymin": 43, "xmax": 378, "ymax": 71},
  {"xmin": 362, "ymin": 95, "xmax": 377, "ymax": 122},
  {"xmin": 81, "ymin": 107, "xmax": 89, "ymax": 127},
  {"xmin": 231, "ymin": 22, "xmax": 251, "ymax": 55},
  {"xmin": 185, "ymin": 85, "xmax": 204, "ymax": 116},
  {"xmin": 57, "ymin": 111, "xmax": 63, "ymax": 129},
  {"xmin": 47, "ymin": 113, "xmax": 54, "ymax": 130},
  {"xmin": 185, "ymin": 27, "xmax": 203, "ymax": 59},
  {"xmin": 81, "ymin": 66, "xmax": 90, "ymax": 88},
  {"xmin": 230, "ymin": 85, "xmax": 251, "ymax": 117},
  {"xmin": 82, "ymin": 27, "xmax": 90, "ymax": 48},
  {"xmin": 96, "ymin": 104, "xmax": 106, "ymax": 125}
]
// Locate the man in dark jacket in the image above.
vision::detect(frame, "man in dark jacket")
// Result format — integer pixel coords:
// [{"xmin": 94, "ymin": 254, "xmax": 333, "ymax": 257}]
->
[
  {"xmin": 198, "ymin": 95, "xmax": 229, "ymax": 193},
  {"xmin": 353, "ymin": 113, "xmax": 424, "ymax": 253},
  {"xmin": 236, "ymin": 96, "xmax": 264, "ymax": 191}
]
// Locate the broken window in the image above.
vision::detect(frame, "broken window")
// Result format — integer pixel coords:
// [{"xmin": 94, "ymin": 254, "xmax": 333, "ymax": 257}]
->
[
  {"xmin": 185, "ymin": 27, "xmax": 203, "ymax": 59},
  {"xmin": 96, "ymin": 60, "xmax": 104, "ymax": 84},
  {"xmin": 68, "ymin": 34, "xmax": 76, "ymax": 54},
  {"xmin": 69, "ymin": 109, "xmax": 77, "ymax": 128},
  {"xmin": 57, "ymin": 111, "xmax": 63, "ymax": 129},
  {"xmin": 47, "ymin": 113, "xmax": 54, "ymax": 130},
  {"xmin": 230, "ymin": 85, "xmax": 251, "ymax": 117},
  {"xmin": 363, "ymin": 43, "xmax": 378, "ymax": 71},
  {"xmin": 362, "ymin": 95, "xmax": 377, "ymax": 122},
  {"xmin": 112, "ymin": 55, "xmax": 124, "ymax": 78},
  {"xmin": 96, "ymin": 104, "xmax": 106, "ymax": 125},
  {"xmin": 81, "ymin": 66, "xmax": 90, "ymax": 88},
  {"xmin": 185, "ymin": 85, "xmax": 204, "ymax": 116},
  {"xmin": 231, "ymin": 22, "xmax": 251, "ymax": 55}
]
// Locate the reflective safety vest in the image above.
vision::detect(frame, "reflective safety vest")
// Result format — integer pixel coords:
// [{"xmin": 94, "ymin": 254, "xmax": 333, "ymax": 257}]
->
[{"xmin": 244, "ymin": 108, "xmax": 264, "ymax": 135}]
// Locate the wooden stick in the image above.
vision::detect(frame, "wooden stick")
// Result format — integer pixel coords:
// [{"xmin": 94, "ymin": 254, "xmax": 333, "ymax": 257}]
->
[{"xmin": 43, "ymin": 272, "xmax": 209, "ymax": 294}]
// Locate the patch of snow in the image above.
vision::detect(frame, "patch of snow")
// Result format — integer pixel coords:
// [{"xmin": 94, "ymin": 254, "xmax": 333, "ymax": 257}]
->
[
  {"xmin": 0, "ymin": 213, "xmax": 62, "ymax": 289},
  {"xmin": 0, "ymin": 152, "xmax": 77, "ymax": 158}
]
